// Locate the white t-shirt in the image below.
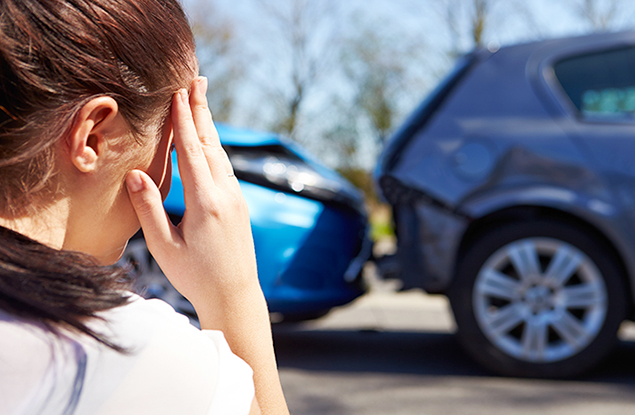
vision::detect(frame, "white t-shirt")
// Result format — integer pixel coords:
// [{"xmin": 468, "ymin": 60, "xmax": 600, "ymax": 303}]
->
[{"xmin": 0, "ymin": 294, "xmax": 255, "ymax": 415}]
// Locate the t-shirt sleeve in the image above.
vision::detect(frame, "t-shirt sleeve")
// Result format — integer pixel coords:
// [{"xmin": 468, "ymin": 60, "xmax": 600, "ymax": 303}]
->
[
  {"xmin": 202, "ymin": 330, "xmax": 255, "ymax": 415},
  {"xmin": 87, "ymin": 296, "xmax": 257, "ymax": 415},
  {"xmin": 121, "ymin": 297, "xmax": 256, "ymax": 415}
]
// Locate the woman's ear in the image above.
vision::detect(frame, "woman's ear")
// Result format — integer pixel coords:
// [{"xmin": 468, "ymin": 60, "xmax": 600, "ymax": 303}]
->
[{"xmin": 67, "ymin": 97, "xmax": 119, "ymax": 173}]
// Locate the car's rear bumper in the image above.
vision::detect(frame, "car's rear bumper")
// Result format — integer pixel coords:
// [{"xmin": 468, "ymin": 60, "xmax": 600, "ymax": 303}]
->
[{"xmin": 377, "ymin": 176, "xmax": 468, "ymax": 293}]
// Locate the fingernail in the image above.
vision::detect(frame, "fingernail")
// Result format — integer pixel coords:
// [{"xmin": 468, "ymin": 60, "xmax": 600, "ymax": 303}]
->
[
  {"xmin": 179, "ymin": 89, "xmax": 188, "ymax": 103},
  {"xmin": 126, "ymin": 171, "xmax": 144, "ymax": 193},
  {"xmin": 199, "ymin": 76, "xmax": 208, "ymax": 94}
]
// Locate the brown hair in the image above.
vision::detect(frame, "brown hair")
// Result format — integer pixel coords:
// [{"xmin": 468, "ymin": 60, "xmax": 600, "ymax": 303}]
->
[{"xmin": 0, "ymin": 0, "xmax": 196, "ymax": 348}]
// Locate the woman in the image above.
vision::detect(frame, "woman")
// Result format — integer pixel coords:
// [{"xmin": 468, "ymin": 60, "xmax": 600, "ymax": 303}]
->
[{"xmin": 0, "ymin": 1, "xmax": 288, "ymax": 414}]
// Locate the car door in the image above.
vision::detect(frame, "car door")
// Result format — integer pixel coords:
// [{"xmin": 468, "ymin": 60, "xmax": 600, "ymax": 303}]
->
[{"xmin": 551, "ymin": 45, "xmax": 635, "ymax": 224}]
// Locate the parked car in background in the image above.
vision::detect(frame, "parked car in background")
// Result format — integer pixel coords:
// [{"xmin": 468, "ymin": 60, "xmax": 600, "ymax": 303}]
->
[
  {"xmin": 376, "ymin": 31, "xmax": 635, "ymax": 377},
  {"xmin": 123, "ymin": 124, "xmax": 371, "ymax": 324}
]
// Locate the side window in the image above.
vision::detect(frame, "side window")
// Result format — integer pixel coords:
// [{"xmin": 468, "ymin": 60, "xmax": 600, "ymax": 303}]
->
[{"xmin": 554, "ymin": 47, "xmax": 635, "ymax": 120}]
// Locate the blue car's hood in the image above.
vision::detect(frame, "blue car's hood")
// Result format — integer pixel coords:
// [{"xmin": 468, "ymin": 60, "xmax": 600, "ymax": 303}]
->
[
  {"xmin": 216, "ymin": 124, "xmax": 281, "ymax": 147},
  {"xmin": 164, "ymin": 124, "xmax": 366, "ymax": 216},
  {"xmin": 216, "ymin": 123, "xmax": 349, "ymax": 184}
]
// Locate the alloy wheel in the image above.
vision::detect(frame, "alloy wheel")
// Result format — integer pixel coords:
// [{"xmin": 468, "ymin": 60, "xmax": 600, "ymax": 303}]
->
[{"xmin": 473, "ymin": 237, "xmax": 607, "ymax": 363}]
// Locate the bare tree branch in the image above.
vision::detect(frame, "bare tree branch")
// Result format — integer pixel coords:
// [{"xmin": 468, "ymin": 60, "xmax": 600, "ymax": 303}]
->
[
  {"xmin": 189, "ymin": 0, "xmax": 244, "ymax": 122},
  {"xmin": 566, "ymin": 0, "xmax": 628, "ymax": 31},
  {"xmin": 253, "ymin": 0, "xmax": 340, "ymax": 140}
]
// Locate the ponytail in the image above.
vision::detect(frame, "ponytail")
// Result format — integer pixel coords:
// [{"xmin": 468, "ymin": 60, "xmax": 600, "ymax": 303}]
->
[{"xmin": 0, "ymin": 226, "xmax": 133, "ymax": 350}]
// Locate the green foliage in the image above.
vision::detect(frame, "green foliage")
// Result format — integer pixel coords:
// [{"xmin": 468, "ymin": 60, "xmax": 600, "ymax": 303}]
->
[
  {"xmin": 336, "ymin": 167, "xmax": 378, "ymax": 205},
  {"xmin": 340, "ymin": 21, "xmax": 407, "ymax": 145},
  {"xmin": 370, "ymin": 214, "xmax": 395, "ymax": 241},
  {"xmin": 336, "ymin": 166, "xmax": 395, "ymax": 241}
]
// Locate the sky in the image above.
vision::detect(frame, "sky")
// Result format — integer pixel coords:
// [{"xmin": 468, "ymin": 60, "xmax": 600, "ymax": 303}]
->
[{"xmin": 179, "ymin": 0, "xmax": 635, "ymax": 169}]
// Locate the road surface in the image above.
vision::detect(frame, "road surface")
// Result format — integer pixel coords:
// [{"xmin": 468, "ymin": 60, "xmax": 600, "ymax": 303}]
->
[{"xmin": 273, "ymin": 280, "xmax": 635, "ymax": 415}]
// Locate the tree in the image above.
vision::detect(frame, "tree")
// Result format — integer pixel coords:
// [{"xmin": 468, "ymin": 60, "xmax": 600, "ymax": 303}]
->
[
  {"xmin": 253, "ymin": 0, "xmax": 340, "ymax": 140},
  {"xmin": 340, "ymin": 20, "xmax": 417, "ymax": 147},
  {"xmin": 565, "ymin": 0, "xmax": 633, "ymax": 31},
  {"xmin": 441, "ymin": 0, "xmax": 497, "ymax": 56},
  {"xmin": 435, "ymin": 0, "xmax": 549, "ymax": 56},
  {"xmin": 319, "ymin": 15, "xmax": 429, "ymax": 213},
  {"xmin": 188, "ymin": 0, "xmax": 244, "ymax": 123}
]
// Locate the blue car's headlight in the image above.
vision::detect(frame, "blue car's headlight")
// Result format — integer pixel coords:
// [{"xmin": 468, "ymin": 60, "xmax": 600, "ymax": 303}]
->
[{"xmin": 225, "ymin": 145, "xmax": 365, "ymax": 214}]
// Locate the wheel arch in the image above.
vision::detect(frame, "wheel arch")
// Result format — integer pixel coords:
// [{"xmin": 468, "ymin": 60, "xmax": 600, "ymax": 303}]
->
[{"xmin": 456, "ymin": 204, "xmax": 634, "ymax": 318}]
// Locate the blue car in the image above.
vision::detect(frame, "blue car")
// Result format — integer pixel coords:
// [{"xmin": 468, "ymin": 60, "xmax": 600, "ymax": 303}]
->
[{"xmin": 123, "ymin": 124, "xmax": 371, "ymax": 323}]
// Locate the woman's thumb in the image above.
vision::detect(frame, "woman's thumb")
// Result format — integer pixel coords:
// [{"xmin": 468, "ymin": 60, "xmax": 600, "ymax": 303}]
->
[{"xmin": 125, "ymin": 170, "xmax": 173, "ymax": 255}]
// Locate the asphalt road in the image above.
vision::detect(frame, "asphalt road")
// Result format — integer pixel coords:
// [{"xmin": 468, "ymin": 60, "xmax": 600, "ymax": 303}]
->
[{"xmin": 273, "ymin": 282, "xmax": 635, "ymax": 415}]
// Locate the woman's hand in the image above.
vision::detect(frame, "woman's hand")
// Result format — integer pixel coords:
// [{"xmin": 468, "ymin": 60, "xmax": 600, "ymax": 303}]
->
[
  {"xmin": 125, "ymin": 77, "xmax": 258, "ymax": 323},
  {"xmin": 125, "ymin": 77, "xmax": 289, "ymax": 415}
]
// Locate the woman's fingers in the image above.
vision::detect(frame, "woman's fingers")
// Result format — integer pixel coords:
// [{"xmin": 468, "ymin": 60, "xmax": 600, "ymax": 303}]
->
[
  {"xmin": 189, "ymin": 77, "xmax": 235, "ymax": 181},
  {"xmin": 125, "ymin": 170, "xmax": 177, "ymax": 256},
  {"xmin": 189, "ymin": 77, "xmax": 217, "ymax": 147},
  {"xmin": 172, "ymin": 88, "xmax": 216, "ymax": 204}
]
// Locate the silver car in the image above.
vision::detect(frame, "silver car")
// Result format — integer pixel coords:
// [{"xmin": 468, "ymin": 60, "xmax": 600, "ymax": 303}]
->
[{"xmin": 376, "ymin": 31, "xmax": 635, "ymax": 377}]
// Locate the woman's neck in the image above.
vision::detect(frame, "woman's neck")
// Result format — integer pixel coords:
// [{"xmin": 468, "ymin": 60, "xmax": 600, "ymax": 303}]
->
[{"xmin": 0, "ymin": 199, "xmax": 70, "ymax": 250}]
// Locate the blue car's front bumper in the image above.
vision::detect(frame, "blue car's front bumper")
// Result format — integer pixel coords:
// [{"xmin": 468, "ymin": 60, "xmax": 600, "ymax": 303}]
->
[{"xmin": 244, "ymin": 181, "xmax": 368, "ymax": 314}]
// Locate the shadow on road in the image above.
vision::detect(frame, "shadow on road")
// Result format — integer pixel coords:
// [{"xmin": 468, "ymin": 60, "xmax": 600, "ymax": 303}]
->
[{"xmin": 273, "ymin": 325, "xmax": 635, "ymax": 385}]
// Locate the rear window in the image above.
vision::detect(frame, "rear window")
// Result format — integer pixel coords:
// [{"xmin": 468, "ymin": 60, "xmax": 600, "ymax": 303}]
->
[{"xmin": 554, "ymin": 47, "xmax": 635, "ymax": 119}]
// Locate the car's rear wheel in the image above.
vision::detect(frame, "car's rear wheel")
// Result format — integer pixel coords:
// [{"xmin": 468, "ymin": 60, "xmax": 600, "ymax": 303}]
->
[
  {"xmin": 449, "ymin": 220, "xmax": 627, "ymax": 377},
  {"xmin": 121, "ymin": 238, "xmax": 198, "ymax": 323}
]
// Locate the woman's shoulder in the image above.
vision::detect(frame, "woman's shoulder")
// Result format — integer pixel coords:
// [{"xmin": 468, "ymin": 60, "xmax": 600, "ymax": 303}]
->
[
  {"xmin": 0, "ymin": 309, "xmax": 55, "ymax": 367},
  {"xmin": 0, "ymin": 311, "xmax": 65, "ymax": 380},
  {"xmin": 0, "ymin": 310, "xmax": 82, "ymax": 414},
  {"xmin": 78, "ymin": 293, "xmax": 255, "ymax": 414},
  {"xmin": 0, "ymin": 296, "xmax": 255, "ymax": 415},
  {"xmin": 100, "ymin": 292, "xmax": 193, "ymax": 331}
]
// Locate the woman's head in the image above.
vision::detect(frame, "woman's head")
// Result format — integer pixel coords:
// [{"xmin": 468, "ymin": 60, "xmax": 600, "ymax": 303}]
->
[{"xmin": 0, "ymin": 0, "xmax": 197, "ymax": 261}]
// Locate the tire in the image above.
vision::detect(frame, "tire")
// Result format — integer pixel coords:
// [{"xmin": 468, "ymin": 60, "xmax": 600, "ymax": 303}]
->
[
  {"xmin": 120, "ymin": 238, "xmax": 198, "ymax": 323},
  {"xmin": 448, "ymin": 220, "xmax": 628, "ymax": 378},
  {"xmin": 274, "ymin": 310, "xmax": 331, "ymax": 324}
]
